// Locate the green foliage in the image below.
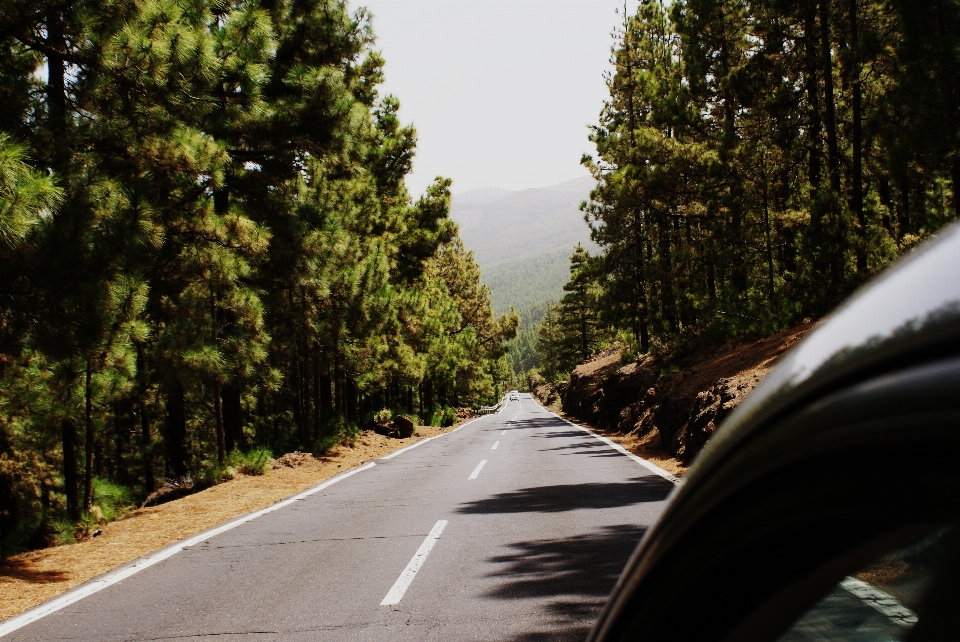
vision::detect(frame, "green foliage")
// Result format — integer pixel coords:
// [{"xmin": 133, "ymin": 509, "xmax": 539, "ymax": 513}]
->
[
  {"xmin": 659, "ymin": 364, "xmax": 680, "ymax": 378},
  {"xmin": 52, "ymin": 520, "xmax": 78, "ymax": 547},
  {"xmin": 315, "ymin": 416, "xmax": 363, "ymax": 453},
  {"xmin": 48, "ymin": 480, "xmax": 130, "ymax": 545},
  {"xmin": 226, "ymin": 449, "xmax": 273, "ymax": 476},
  {"xmin": 201, "ymin": 464, "xmax": 235, "ymax": 486},
  {"xmin": 0, "ymin": 0, "xmax": 513, "ymax": 556},
  {"xmin": 373, "ymin": 408, "xmax": 392, "ymax": 424},
  {"xmin": 440, "ymin": 406, "xmax": 457, "ymax": 427},
  {"xmin": 0, "ymin": 134, "xmax": 62, "ymax": 249},
  {"xmin": 91, "ymin": 478, "xmax": 133, "ymax": 522},
  {"xmin": 484, "ymin": 244, "xmax": 591, "ymax": 317},
  {"xmin": 570, "ymin": 0, "xmax": 960, "ymax": 366},
  {"xmin": 533, "ymin": 245, "xmax": 608, "ymax": 382},
  {"xmin": 422, "ymin": 405, "xmax": 456, "ymax": 427}
]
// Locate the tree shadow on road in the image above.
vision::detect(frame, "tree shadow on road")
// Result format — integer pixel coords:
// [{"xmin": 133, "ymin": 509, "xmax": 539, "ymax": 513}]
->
[
  {"xmin": 495, "ymin": 417, "xmax": 570, "ymax": 432},
  {"xmin": 538, "ymin": 439, "xmax": 625, "ymax": 459},
  {"xmin": 488, "ymin": 524, "xmax": 648, "ymax": 642},
  {"xmin": 455, "ymin": 477, "xmax": 673, "ymax": 515}
]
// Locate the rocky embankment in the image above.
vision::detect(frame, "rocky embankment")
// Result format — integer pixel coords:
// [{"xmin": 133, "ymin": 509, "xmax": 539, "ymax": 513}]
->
[{"xmin": 535, "ymin": 323, "xmax": 812, "ymax": 466}]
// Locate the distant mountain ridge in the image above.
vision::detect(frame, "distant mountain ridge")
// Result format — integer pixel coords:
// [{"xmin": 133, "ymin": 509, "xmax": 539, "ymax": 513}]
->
[{"xmin": 450, "ymin": 177, "xmax": 597, "ymax": 318}]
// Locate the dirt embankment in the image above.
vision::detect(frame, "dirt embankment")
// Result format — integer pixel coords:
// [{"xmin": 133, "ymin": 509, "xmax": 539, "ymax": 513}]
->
[
  {"xmin": 533, "ymin": 324, "xmax": 814, "ymax": 475},
  {"xmin": 0, "ymin": 420, "xmax": 470, "ymax": 622}
]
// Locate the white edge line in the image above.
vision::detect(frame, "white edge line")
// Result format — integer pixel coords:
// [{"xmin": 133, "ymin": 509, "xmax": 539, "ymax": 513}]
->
[
  {"xmin": 0, "ymin": 461, "xmax": 378, "ymax": 638},
  {"xmin": 468, "ymin": 460, "xmax": 487, "ymax": 480},
  {"xmin": 839, "ymin": 577, "xmax": 918, "ymax": 625},
  {"xmin": 531, "ymin": 398, "xmax": 681, "ymax": 485},
  {"xmin": 380, "ymin": 416, "xmax": 484, "ymax": 460},
  {"xmin": 380, "ymin": 519, "xmax": 448, "ymax": 606}
]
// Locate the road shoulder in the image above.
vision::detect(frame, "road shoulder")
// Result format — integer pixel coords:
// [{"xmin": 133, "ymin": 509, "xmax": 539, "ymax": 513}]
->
[{"xmin": 0, "ymin": 421, "xmax": 469, "ymax": 622}]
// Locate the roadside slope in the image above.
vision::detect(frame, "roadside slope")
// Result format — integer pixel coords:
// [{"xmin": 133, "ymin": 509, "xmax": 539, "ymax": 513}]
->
[{"xmin": 533, "ymin": 323, "xmax": 814, "ymax": 475}]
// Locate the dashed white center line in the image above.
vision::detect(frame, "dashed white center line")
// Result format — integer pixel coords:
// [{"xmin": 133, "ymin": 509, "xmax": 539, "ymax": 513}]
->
[
  {"xmin": 492, "ymin": 441, "xmax": 499, "ymax": 450},
  {"xmin": 380, "ymin": 520, "xmax": 448, "ymax": 606},
  {"xmin": 468, "ymin": 460, "xmax": 487, "ymax": 480},
  {"xmin": 501, "ymin": 430, "xmax": 507, "ymax": 435}
]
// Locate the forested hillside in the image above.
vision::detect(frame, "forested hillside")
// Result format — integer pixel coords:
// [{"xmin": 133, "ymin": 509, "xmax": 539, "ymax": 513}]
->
[
  {"xmin": 451, "ymin": 176, "xmax": 595, "ymax": 268},
  {"xmin": 532, "ymin": 0, "xmax": 959, "ymax": 381},
  {"xmin": 483, "ymin": 246, "xmax": 575, "ymax": 316},
  {"xmin": 450, "ymin": 177, "xmax": 596, "ymax": 378},
  {"xmin": 0, "ymin": 0, "xmax": 516, "ymax": 555}
]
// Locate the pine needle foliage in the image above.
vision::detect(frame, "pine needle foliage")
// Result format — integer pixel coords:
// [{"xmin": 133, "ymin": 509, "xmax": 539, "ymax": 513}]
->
[
  {"xmin": 0, "ymin": 0, "xmax": 515, "ymax": 555},
  {"xmin": 535, "ymin": 0, "xmax": 960, "ymax": 376}
]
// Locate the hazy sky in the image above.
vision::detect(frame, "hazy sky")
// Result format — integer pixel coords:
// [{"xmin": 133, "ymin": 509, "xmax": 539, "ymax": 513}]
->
[{"xmin": 350, "ymin": 0, "xmax": 633, "ymax": 196}]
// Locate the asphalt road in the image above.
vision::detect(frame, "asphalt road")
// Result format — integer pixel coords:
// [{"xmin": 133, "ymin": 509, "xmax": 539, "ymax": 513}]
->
[{"xmin": 4, "ymin": 395, "xmax": 676, "ymax": 642}]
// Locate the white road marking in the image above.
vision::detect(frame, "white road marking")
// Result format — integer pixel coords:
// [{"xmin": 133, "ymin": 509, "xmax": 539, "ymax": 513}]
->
[
  {"xmin": 468, "ymin": 460, "xmax": 487, "ymax": 480},
  {"xmin": 501, "ymin": 430, "xmax": 507, "ymax": 435},
  {"xmin": 0, "ymin": 462, "xmax": 378, "ymax": 639},
  {"xmin": 380, "ymin": 520, "xmax": 448, "ymax": 606},
  {"xmin": 492, "ymin": 441, "xmax": 499, "ymax": 450},
  {"xmin": 840, "ymin": 577, "xmax": 918, "ymax": 626}
]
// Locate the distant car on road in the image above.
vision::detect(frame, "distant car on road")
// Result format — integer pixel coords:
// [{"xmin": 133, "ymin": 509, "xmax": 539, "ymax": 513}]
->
[
  {"xmin": 509, "ymin": 390, "xmax": 520, "ymax": 401},
  {"xmin": 590, "ymin": 223, "xmax": 960, "ymax": 642}
]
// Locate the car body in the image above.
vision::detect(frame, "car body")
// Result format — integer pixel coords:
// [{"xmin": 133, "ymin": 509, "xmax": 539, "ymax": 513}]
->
[
  {"xmin": 509, "ymin": 390, "xmax": 520, "ymax": 401},
  {"xmin": 590, "ymin": 222, "xmax": 960, "ymax": 641}
]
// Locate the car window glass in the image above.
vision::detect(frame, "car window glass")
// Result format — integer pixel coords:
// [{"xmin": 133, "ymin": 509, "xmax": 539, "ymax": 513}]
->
[{"xmin": 777, "ymin": 528, "xmax": 950, "ymax": 641}]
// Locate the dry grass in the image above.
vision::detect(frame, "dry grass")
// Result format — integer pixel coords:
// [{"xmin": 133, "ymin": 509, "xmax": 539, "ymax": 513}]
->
[
  {"xmin": 662, "ymin": 322, "xmax": 814, "ymax": 404},
  {"xmin": 857, "ymin": 559, "xmax": 911, "ymax": 588},
  {"xmin": 0, "ymin": 422, "xmax": 463, "ymax": 622},
  {"xmin": 570, "ymin": 344, "xmax": 622, "ymax": 378}
]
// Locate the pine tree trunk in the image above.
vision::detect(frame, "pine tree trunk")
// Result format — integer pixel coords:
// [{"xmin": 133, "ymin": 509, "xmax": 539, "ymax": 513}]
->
[
  {"xmin": 763, "ymin": 173, "xmax": 777, "ymax": 317},
  {"xmin": 849, "ymin": 0, "xmax": 866, "ymax": 274},
  {"xmin": 634, "ymin": 222, "xmax": 650, "ymax": 353},
  {"xmin": 898, "ymin": 176, "xmax": 911, "ymax": 236},
  {"xmin": 953, "ymin": 157, "xmax": 960, "ymax": 220},
  {"xmin": 355, "ymin": 381, "xmax": 362, "ymax": 421},
  {"xmin": 821, "ymin": 2, "xmax": 841, "ymax": 197},
  {"xmin": 580, "ymin": 309, "xmax": 588, "ymax": 360},
  {"xmin": 805, "ymin": 1, "xmax": 823, "ymax": 196},
  {"xmin": 113, "ymin": 404, "xmax": 123, "ymax": 483},
  {"xmin": 213, "ymin": 378, "xmax": 225, "ymax": 466},
  {"xmin": 139, "ymin": 384, "xmax": 155, "ymax": 494},
  {"xmin": 312, "ymin": 350, "xmax": 321, "ymax": 439},
  {"xmin": 657, "ymin": 215, "xmax": 677, "ymax": 328},
  {"xmin": 222, "ymin": 382, "xmax": 242, "ymax": 453},
  {"xmin": 164, "ymin": 383, "xmax": 188, "ymax": 479},
  {"xmin": 320, "ymin": 369, "xmax": 332, "ymax": 428},
  {"xmin": 134, "ymin": 344, "xmax": 155, "ymax": 493},
  {"xmin": 297, "ymin": 341, "xmax": 310, "ymax": 445},
  {"xmin": 61, "ymin": 416, "xmax": 80, "ymax": 521},
  {"xmin": 292, "ymin": 360, "xmax": 303, "ymax": 434},
  {"xmin": 334, "ymin": 359, "xmax": 343, "ymax": 417},
  {"xmin": 707, "ymin": 254, "xmax": 717, "ymax": 303},
  {"xmin": 84, "ymin": 359, "xmax": 94, "ymax": 513},
  {"xmin": 45, "ymin": 12, "xmax": 68, "ymax": 175}
]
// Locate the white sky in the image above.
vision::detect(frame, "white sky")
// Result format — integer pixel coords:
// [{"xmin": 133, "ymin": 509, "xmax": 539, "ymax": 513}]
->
[{"xmin": 351, "ymin": 0, "xmax": 634, "ymax": 196}]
